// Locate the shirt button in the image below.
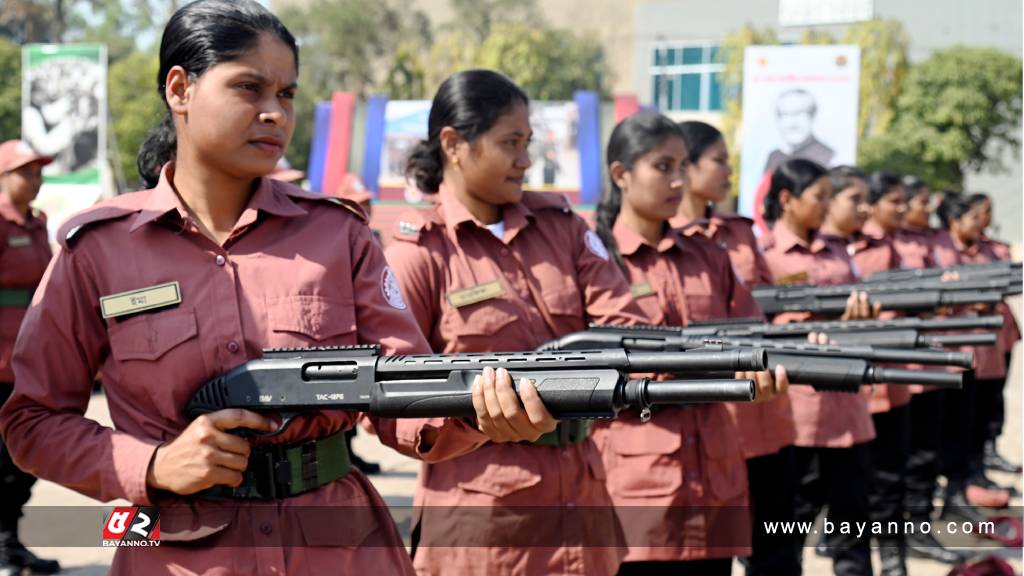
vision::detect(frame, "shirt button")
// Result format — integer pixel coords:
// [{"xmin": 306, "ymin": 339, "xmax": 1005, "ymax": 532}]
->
[
  {"xmin": 227, "ymin": 340, "xmax": 240, "ymax": 353},
  {"xmin": 215, "ymin": 254, "xmax": 226, "ymax": 266},
  {"xmin": 500, "ymin": 248, "xmax": 510, "ymax": 256},
  {"xmin": 260, "ymin": 523, "xmax": 273, "ymax": 535}
]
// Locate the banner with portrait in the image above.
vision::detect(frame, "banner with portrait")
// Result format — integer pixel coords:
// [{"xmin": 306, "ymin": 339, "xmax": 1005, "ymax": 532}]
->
[
  {"xmin": 737, "ymin": 45, "xmax": 860, "ymax": 234},
  {"xmin": 22, "ymin": 44, "xmax": 108, "ymax": 238}
]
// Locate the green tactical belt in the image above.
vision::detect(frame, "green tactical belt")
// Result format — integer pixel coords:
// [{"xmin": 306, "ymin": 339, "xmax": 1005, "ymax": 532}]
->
[
  {"xmin": 201, "ymin": 430, "xmax": 351, "ymax": 500},
  {"xmin": 0, "ymin": 289, "xmax": 32, "ymax": 308},
  {"xmin": 533, "ymin": 420, "xmax": 593, "ymax": 448}
]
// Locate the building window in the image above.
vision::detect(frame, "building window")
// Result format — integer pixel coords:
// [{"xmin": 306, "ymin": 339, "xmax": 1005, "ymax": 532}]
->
[{"xmin": 650, "ymin": 43, "xmax": 726, "ymax": 112}]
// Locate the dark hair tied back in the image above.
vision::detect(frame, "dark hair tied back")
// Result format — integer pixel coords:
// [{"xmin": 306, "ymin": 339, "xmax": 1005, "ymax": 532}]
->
[
  {"xmin": 762, "ymin": 158, "xmax": 828, "ymax": 226},
  {"xmin": 677, "ymin": 121, "xmax": 724, "ymax": 164},
  {"xmin": 595, "ymin": 111, "xmax": 684, "ymax": 276},
  {"xmin": 867, "ymin": 171, "xmax": 903, "ymax": 205},
  {"xmin": 406, "ymin": 70, "xmax": 529, "ymax": 193},
  {"xmin": 137, "ymin": 0, "xmax": 298, "ymax": 188},
  {"xmin": 827, "ymin": 165, "xmax": 866, "ymax": 198},
  {"xmin": 937, "ymin": 192, "xmax": 971, "ymax": 229}
]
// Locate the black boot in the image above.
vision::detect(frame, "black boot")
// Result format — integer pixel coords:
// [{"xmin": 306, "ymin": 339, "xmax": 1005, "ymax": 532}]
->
[
  {"xmin": 983, "ymin": 440, "xmax": 1021, "ymax": 474},
  {"xmin": 906, "ymin": 530, "xmax": 968, "ymax": 565},
  {"xmin": 877, "ymin": 540, "xmax": 908, "ymax": 576}
]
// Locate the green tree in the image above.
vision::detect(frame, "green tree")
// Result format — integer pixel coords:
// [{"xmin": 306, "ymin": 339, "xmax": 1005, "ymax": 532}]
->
[
  {"xmin": 107, "ymin": 50, "xmax": 162, "ymax": 188},
  {"xmin": 860, "ymin": 47, "xmax": 1022, "ymax": 190},
  {"xmin": 718, "ymin": 25, "xmax": 778, "ymax": 196},
  {"xmin": 843, "ymin": 19, "xmax": 909, "ymax": 139},
  {"xmin": 0, "ymin": 38, "xmax": 21, "ymax": 141},
  {"xmin": 470, "ymin": 22, "xmax": 609, "ymax": 100}
]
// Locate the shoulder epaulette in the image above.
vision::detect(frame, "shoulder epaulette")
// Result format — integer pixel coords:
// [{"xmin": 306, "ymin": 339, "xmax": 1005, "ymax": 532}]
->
[
  {"xmin": 521, "ymin": 190, "xmax": 572, "ymax": 214},
  {"xmin": 278, "ymin": 182, "xmax": 367, "ymax": 223},
  {"xmin": 57, "ymin": 192, "xmax": 149, "ymax": 249},
  {"xmin": 392, "ymin": 207, "xmax": 442, "ymax": 243}
]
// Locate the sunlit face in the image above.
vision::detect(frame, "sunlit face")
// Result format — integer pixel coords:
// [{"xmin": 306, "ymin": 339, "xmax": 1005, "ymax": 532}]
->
[
  {"xmin": 905, "ymin": 188, "xmax": 932, "ymax": 228},
  {"xmin": 618, "ymin": 135, "xmax": 689, "ymax": 223},
  {"xmin": 171, "ymin": 33, "xmax": 298, "ymax": 179},
  {"xmin": 0, "ymin": 161, "xmax": 44, "ymax": 206},
  {"xmin": 826, "ymin": 179, "xmax": 869, "ymax": 236},
  {"xmin": 952, "ymin": 208, "xmax": 983, "ymax": 244},
  {"xmin": 686, "ymin": 138, "xmax": 731, "ymax": 203},
  {"xmin": 457, "ymin": 102, "xmax": 533, "ymax": 207},
  {"xmin": 784, "ymin": 176, "xmax": 832, "ymax": 232},
  {"xmin": 776, "ymin": 91, "xmax": 816, "ymax": 147},
  {"xmin": 974, "ymin": 199, "xmax": 992, "ymax": 230},
  {"xmin": 870, "ymin": 186, "xmax": 908, "ymax": 232}
]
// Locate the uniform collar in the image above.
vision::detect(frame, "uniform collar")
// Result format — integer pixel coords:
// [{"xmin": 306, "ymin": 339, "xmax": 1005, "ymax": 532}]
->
[
  {"xmin": 771, "ymin": 222, "xmax": 827, "ymax": 254},
  {"xmin": 130, "ymin": 162, "xmax": 307, "ymax": 233},
  {"xmin": 437, "ymin": 182, "xmax": 533, "ymax": 242},
  {"xmin": 613, "ymin": 219, "xmax": 683, "ymax": 256},
  {"xmin": 860, "ymin": 220, "xmax": 891, "ymax": 241}
]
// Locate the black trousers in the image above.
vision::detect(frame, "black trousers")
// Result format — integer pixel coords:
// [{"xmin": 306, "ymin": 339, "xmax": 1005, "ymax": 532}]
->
[
  {"xmin": 969, "ymin": 377, "xmax": 1003, "ymax": 476},
  {"xmin": 793, "ymin": 443, "xmax": 873, "ymax": 576},
  {"xmin": 868, "ymin": 405, "xmax": 911, "ymax": 541},
  {"xmin": 0, "ymin": 383, "xmax": 36, "ymax": 537},
  {"xmin": 904, "ymin": 390, "xmax": 946, "ymax": 520},
  {"xmin": 617, "ymin": 558, "xmax": 732, "ymax": 576},
  {"xmin": 742, "ymin": 445, "xmax": 801, "ymax": 576},
  {"xmin": 940, "ymin": 374, "xmax": 978, "ymax": 492}
]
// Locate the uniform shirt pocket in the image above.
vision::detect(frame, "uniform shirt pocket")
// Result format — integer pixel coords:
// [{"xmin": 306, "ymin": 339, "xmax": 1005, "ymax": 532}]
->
[
  {"xmin": 606, "ymin": 414, "xmax": 684, "ymax": 498},
  {"xmin": 109, "ymin": 308, "xmax": 199, "ymax": 362},
  {"xmin": 106, "ymin": 308, "xmax": 207, "ymax": 417},
  {"xmin": 456, "ymin": 458, "xmax": 544, "ymax": 501},
  {"xmin": 266, "ymin": 295, "xmax": 357, "ymax": 348},
  {"xmin": 443, "ymin": 289, "xmax": 519, "ymax": 351},
  {"xmin": 698, "ymin": 406, "xmax": 748, "ymax": 502}
]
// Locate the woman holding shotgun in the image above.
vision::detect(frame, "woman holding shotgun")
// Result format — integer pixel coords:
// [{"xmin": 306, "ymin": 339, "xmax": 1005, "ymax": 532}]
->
[
  {"xmin": 0, "ymin": 3, "xmax": 551, "ymax": 574},
  {"xmin": 590, "ymin": 111, "xmax": 789, "ymax": 576},
  {"xmin": 670, "ymin": 120, "xmax": 799, "ymax": 576},
  {"xmin": 935, "ymin": 195, "xmax": 1013, "ymax": 512},
  {"xmin": 385, "ymin": 69, "xmax": 651, "ymax": 576},
  {"xmin": 761, "ymin": 158, "xmax": 879, "ymax": 576}
]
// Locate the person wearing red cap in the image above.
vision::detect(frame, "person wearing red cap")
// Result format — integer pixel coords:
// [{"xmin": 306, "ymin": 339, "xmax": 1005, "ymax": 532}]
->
[{"xmin": 0, "ymin": 139, "xmax": 60, "ymax": 575}]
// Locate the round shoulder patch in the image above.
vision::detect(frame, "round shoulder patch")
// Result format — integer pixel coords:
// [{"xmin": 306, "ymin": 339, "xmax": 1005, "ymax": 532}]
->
[
  {"xmin": 584, "ymin": 229, "xmax": 610, "ymax": 262},
  {"xmin": 381, "ymin": 266, "xmax": 408, "ymax": 310}
]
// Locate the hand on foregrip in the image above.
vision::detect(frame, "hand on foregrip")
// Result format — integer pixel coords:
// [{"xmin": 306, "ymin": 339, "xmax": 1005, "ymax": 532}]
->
[
  {"xmin": 741, "ymin": 364, "xmax": 789, "ymax": 403},
  {"xmin": 471, "ymin": 366, "xmax": 558, "ymax": 443},
  {"xmin": 146, "ymin": 409, "xmax": 276, "ymax": 495},
  {"xmin": 840, "ymin": 291, "xmax": 880, "ymax": 320}
]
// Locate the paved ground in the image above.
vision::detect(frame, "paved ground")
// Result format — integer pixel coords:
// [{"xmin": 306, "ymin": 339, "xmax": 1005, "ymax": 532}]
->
[{"xmin": 19, "ymin": 297, "xmax": 1024, "ymax": 575}]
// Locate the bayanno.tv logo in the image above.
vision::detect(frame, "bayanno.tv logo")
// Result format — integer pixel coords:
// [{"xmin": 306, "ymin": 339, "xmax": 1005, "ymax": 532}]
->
[{"xmin": 102, "ymin": 507, "xmax": 161, "ymax": 547}]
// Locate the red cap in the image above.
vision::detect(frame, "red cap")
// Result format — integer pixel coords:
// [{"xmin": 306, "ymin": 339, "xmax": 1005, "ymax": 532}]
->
[{"xmin": 0, "ymin": 140, "xmax": 53, "ymax": 174}]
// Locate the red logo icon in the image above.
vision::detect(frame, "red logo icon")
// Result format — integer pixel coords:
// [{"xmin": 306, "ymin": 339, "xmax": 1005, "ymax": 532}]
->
[{"xmin": 103, "ymin": 507, "xmax": 161, "ymax": 546}]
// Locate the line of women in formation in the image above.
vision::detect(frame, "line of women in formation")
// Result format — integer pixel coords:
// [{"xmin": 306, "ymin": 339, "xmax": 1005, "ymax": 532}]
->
[{"xmin": 0, "ymin": 2, "xmax": 1017, "ymax": 576}]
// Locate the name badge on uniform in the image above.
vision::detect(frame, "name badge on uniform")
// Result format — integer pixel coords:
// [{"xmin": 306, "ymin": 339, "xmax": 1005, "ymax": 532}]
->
[
  {"xmin": 446, "ymin": 280, "xmax": 505, "ymax": 308},
  {"xmin": 775, "ymin": 271, "xmax": 809, "ymax": 286},
  {"xmin": 7, "ymin": 235, "xmax": 31, "ymax": 248},
  {"xmin": 100, "ymin": 281, "xmax": 182, "ymax": 319},
  {"xmin": 630, "ymin": 282, "xmax": 656, "ymax": 299}
]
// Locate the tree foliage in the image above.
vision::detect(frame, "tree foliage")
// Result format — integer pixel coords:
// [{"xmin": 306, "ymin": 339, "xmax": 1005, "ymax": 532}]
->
[
  {"xmin": 843, "ymin": 19, "xmax": 909, "ymax": 139},
  {"xmin": 859, "ymin": 47, "xmax": 1022, "ymax": 190},
  {"xmin": 108, "ymin": 51, "xmax": 162, "ymax": 188},
  {"xmin": 0, "ymin": 38, "xmax": 21, "ymax": 141},
  {"xmin": 719, "ymin": 25, "xmax": 778, "ymax": 198}
]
